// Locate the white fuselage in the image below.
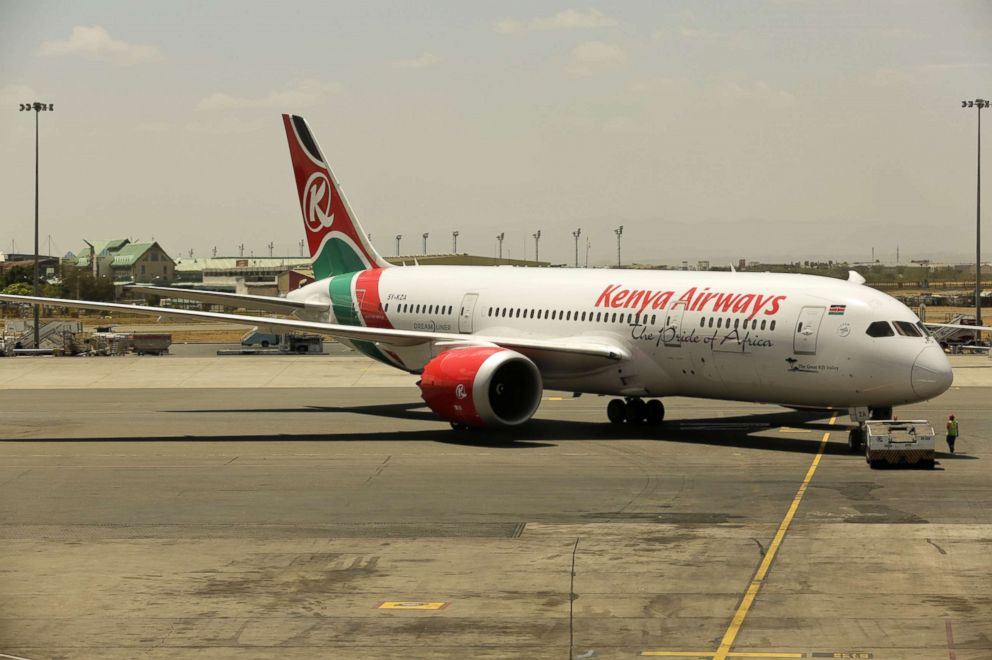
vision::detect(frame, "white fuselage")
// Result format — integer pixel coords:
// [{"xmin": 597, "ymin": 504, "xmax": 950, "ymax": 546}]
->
[{"xmin": 289, "ymin": 266, "xmax": 952, "ymax": 409}]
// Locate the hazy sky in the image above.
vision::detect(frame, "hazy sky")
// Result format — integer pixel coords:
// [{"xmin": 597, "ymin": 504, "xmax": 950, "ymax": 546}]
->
[{"xmin": 2, "ymin": 0, "xmax": 991, "ymax": 266}]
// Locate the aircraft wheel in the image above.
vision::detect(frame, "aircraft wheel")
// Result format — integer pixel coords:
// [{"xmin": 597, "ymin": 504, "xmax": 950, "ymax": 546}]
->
[
  {"xmin": 645, "ymin": 399, "xmax": 665, "ymax": 425},
  {"xmin": 869, "ymin": 458, "xmax": 885, "ymax": 469},
  {"xmin": 607, "ymin": 399, "xmax": 626, "ymax": 424},
  {"xmin": 449, "ymin": 421, "xmax": 469, "ymax": 431},
  {"xmin": 626, "ymin": 398, "xmax": 648, "ymax": 424}
]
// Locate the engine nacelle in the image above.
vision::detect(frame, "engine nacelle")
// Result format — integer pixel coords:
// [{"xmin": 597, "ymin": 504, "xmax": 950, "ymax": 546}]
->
[{"xmin": 419, "ymin": 347, "xmax": 543, "ymax": 428}]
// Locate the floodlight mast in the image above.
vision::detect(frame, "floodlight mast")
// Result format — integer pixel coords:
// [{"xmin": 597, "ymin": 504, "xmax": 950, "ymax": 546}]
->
[
  {"xmin": 18, "ymin": 101, "xmax": 53, "ymax": 349},
  {"xmin": 532, "ymin": 230, "xmax": 542, "ymax": 263},
  {"xmin": 395, "ymin": 234, "xmax": 402, "ymax": 256},
  {"xmin": 422, "ymin": 232, "xmax": 429, "ymax": 255},
  {"xmin": 452, "ymin": 231, "xmax": 459, "ymax": 253},
  {"xmin": 496, "ymin": 232, "xmax": 505, "ymax": 260},
  {"xmin": 614, "ymin": 225, "xmax": 624, "ymax": 268},
  {"xmin": 572, "ymin": 228, "xmax": 582, "ymax": 267},
  {"xmin": 962, "ymin": 98, "xmax": 989, "ymax": 330}
]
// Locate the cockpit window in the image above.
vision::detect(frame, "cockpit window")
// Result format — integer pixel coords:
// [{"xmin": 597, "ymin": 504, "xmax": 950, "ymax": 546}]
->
[
  {"xmin": 866, "ymin": 321, "xmax": 894, "ymax": 337},
  {"xmin": 916, "ymin": 321, "xmax": 931, "ymax": 337},
  {"xmin": 893, "ymin": 321, "xmax": 923, "ymax": 337}
]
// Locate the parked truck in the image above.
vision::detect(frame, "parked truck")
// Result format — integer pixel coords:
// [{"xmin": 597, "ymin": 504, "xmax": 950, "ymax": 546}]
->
[{"xmin": 241, "ymin": 327, "xmax": 323, "ymax": 354}]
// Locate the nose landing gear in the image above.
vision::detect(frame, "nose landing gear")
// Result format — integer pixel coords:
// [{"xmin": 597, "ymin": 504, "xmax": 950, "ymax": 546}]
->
[{"xmin": 607, "ymin": 397, "xmax": 665, "ymax": 425}]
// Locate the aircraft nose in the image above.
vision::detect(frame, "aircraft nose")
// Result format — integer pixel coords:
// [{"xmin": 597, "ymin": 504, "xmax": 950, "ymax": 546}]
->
[{"xmin": 911, "ymin": 344, "xmax": 953, "ymax": 399}]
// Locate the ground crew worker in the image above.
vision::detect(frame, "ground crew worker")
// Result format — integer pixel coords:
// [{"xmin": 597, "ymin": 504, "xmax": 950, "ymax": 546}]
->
[{"xmin": 946, "ymin": 415, "xmax": 959, "ymax": 454}]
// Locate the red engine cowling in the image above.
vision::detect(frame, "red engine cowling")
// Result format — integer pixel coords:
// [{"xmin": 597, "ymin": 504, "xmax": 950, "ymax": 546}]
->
[{"xmin": 419, "ymin": 347, "xmax": 543, "ymax": 428}]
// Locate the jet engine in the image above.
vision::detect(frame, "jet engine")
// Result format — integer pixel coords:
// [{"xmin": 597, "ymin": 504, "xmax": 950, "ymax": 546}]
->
[{"xmin": 419, "ymin": 346, "xmax": 543, "ymax": 428}]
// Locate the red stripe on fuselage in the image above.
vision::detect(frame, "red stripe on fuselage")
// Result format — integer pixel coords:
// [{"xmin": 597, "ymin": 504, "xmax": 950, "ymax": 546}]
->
[{"xmin": 355, "ymin": 269, "xmax": 393, "ymax": 329}]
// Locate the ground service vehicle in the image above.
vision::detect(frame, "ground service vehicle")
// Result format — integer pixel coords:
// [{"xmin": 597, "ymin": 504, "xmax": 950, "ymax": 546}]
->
[{"xmin": 865, "ymin": 420, "xmax": 935, "ymax": 469}]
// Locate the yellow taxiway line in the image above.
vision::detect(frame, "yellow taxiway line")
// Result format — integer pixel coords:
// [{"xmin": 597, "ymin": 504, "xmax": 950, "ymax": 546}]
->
[{"xmin": 710, "ymin": 417, "xmax": 836, "ymax": 660}]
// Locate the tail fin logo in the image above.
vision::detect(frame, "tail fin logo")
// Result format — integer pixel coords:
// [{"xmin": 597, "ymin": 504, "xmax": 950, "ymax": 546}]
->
[{"xmin": 304, "ymin": 172, "xmax": 334, "ymax": 232}]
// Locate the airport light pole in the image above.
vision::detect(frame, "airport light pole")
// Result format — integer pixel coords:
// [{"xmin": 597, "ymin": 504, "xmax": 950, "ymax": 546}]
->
[
  {"xmin": 963, "ymin": 98, "xmax": 989, "ymax": 328},
  {"xmin": 496, "ymin": 232, "xmax": 505, "ymax": 260},
  {"xmin": 614, "ymin": 225, "xmax": 624, "ymax": 268},
  {"xmin": 452, "ymin": 231, "xmax": 459, "ymax": 253},
  {"xmin": 572, "ymin": 228, "xmax": 582, "ymax": 268},
  {"xmin": 422, "ymin": 232, "xmax": 429, "ymax": 255},
  {"xmin": 19, "ymin": 101, "xmax": 53, "ymax": 349},
  {"xmin": 532, "ymin": 230, "xmax": 541, "ymax": 263},
  {"xmin": 395, "ymin": 234, "xmax": 402, "ymax": 256}
]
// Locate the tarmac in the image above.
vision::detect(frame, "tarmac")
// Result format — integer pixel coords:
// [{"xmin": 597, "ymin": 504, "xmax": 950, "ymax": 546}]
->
[{"xmin": 1, "ymin": 351, "xmax": 991, "ymax": 659}]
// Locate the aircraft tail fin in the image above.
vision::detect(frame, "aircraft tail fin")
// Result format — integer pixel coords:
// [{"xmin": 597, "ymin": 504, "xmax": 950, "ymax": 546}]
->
[{"xmin": 282, "ymin": 114, "xmax": 390, "ymax": 279}]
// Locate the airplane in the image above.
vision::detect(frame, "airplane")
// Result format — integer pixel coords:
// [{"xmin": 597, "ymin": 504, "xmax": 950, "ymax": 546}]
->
[{"xmin": 0, "ymin": 114, "xmax": 972, "ymax": 447}]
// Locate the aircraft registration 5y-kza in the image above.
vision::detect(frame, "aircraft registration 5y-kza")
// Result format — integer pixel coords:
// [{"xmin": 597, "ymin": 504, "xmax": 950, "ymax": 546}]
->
[{"xmin": 0, "ymin": 114, "xmax": 957, "ymax": 441}]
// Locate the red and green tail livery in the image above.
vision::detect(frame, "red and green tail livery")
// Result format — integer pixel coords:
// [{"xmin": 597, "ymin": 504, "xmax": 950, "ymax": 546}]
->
[{"xmin": 283, "ymin": 114, "xmax": 390, "ymax": 279}]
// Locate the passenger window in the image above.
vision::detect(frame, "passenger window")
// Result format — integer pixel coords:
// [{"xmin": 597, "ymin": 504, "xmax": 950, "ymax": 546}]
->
[
  {"xmin": 734, "ymin": 318, "xmax": 739, "ymax": 329},
  {"xmin": 893, "ymin": 321, "xmax": 922, "ymax": 337},
  {"xmin": 581, "ymin": 312, "xmax": 586, "ymax": 321},
  {"xmin": 651, "ymin": 315, "xmax": 656, "ymax": 325},
  {"xmin": 530, "ymin": 309, "xmax": 535, "ymax": 319},
  {"xmin": 770, "ymin": 320, "xmax": 776, "ymax": 331},
  {"xmin": 760, "ymin": 320, "xmax": 766, "ymax": 330},
  {"xmin": 866, "ymin": 321, "xmax": 895, "ymax": 337},
  {"xmin": 700, "ymin": 317, "xmax": 705, "ymax": 328},
  {"xmin": 708, "ymin": 317, "xmax": 714, "ymax": 328},
  {"xmin": 716, "ymin": 318, "xmax": 722, "ymax": 328}
]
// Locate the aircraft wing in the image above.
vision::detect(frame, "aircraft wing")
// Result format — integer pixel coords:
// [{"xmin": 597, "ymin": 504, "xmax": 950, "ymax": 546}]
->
[
  {"xmin": 124, "ymin": 285, "xmax": 323, "ymax": 315},
  {"xmin": 0, "ymin": 294, "xmax": 627, "ymax": 361},
  {"xmin": 924, "ymin": 322, "xmax": 992, "ymax": 332}
]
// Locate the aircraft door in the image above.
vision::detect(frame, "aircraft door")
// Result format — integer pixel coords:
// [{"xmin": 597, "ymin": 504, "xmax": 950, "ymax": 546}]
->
[
  {"xmin": 793, "ymin": 306, "xmax": 825, "ymax": 355},
  {"xmin": 458, "ymin": 293, "xmax": 479, "ymax": 333}
]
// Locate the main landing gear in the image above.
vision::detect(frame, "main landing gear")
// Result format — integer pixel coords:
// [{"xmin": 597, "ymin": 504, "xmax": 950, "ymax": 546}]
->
[{"xmin": 607, "ymin": 397, "xmax": 665, "ymax": 425}]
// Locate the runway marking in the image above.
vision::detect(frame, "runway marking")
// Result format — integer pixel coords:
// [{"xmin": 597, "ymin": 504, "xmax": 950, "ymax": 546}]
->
[
  {"xmin": 640, "ymin": 651, "xmax": 869, "ymax": 658},
  {"xmin": 710, "ymin": 416, "xmax": 836, "ymax": 660},
  {"xmin": 945, "ymin": 619, "xmax": 957, "ymax": 660},
  {"xmin": 778, "ymin": 427, "xmax": 812, "ymax": 433},
  {"xmin": 641, "ymin": 652, "xmax": 803, "ymax": 658},
  {"xmin": 646, "ymin": 417, "xmax": 838, "ymax": 660},
  {"xmin": 0, "ymin": 652, "xmax": 36, "ymax": 660},
  {"xmin": 544, "ymin": 396, "xmax": 565, "ymax": 400},
  {"xmin": 376, "ymin": 601, "xmax": 447, "ymax": 610}
]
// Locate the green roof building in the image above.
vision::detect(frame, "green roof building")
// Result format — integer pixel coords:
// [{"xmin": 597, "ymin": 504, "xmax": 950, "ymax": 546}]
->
[{"xmin": 73, "ymin": 239, "xmax": 175, "ymax": 284}]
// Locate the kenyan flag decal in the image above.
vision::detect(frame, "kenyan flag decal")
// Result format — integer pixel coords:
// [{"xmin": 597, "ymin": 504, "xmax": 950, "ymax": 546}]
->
[{"xmin": 829, "ymin": 304, "xmax": 846, "ymax": 315}]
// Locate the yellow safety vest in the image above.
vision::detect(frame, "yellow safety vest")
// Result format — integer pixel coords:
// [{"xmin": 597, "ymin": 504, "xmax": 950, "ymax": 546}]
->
[{"xmin": 947, "ymin": 419, "xmax": 959, "ymax": 436}]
